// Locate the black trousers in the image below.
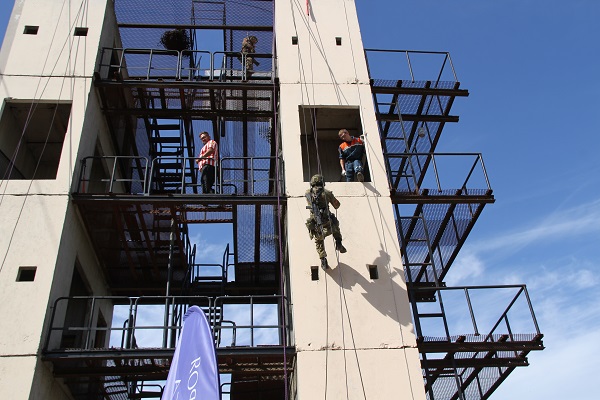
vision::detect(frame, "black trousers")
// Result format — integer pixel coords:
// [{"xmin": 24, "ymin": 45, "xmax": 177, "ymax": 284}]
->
[{"xmin": 201, "ymin": 165, "xmax": 216, "ymax": 193}]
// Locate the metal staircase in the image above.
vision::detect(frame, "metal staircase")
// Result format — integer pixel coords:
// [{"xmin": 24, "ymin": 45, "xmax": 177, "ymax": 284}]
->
[{"xmin": 367, "ymin": 49, "xmax": 544, "ymax": 400}]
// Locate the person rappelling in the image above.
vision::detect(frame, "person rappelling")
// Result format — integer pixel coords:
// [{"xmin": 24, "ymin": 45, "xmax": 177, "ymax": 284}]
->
[{"xmin": 305, "ymin": 174, "xmax": 347, "ymax": 269}]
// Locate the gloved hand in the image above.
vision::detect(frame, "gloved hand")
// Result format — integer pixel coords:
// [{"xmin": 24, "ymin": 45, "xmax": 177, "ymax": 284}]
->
[{"xmin": 341, "ymin": 170, "xmax": 346, "ymax": 176}]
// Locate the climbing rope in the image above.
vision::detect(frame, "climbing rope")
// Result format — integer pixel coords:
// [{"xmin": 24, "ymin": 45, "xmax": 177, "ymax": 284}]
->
[
  {"xmin": 0, "ymin": 0, "xmax": 90, "ymax": 276},
  {"xmin": 339, "ymin": 2, "xmax": 419, "ymax": 398},
  {"xmin": 289, "ymin": 0, "xmax": 375, "ymax": 398}
]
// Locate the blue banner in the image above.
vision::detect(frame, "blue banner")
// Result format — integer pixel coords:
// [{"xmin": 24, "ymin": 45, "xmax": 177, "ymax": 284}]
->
[{"xmin": 161, "ymin": 306, "xmax": 220, "ymax": 400}]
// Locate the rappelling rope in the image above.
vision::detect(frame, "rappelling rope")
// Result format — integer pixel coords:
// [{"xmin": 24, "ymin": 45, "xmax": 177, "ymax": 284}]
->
[
  {"xmin": 0, "ymin": 0, "xmax": 73, "ymax": 189},
  {"xmin": 0, "ymin": 0, "xmax": 90, "ymax": 277},
  {"xmin": 335, "ymin": 3, "xmax": 419, "ymax": 398},
  {"xmin": 289, "ymin": 0, "xmax": 373, "ymax": 398},
  {"xmin": 288, "ymin": 2, "xmax": 332, "ymax": 398}
]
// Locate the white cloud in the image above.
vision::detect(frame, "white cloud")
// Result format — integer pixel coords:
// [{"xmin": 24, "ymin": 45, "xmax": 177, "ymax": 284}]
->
[
  {"xmin": 441, "ymin": 198, "xmax": 600, "ymax": 399},
  {"xmin": 188, "ymin": 226, "xmax": 232, "ymax": 265},
  {"xmin": 446, "ymin": 249, "xmax": 485, "ymax": 286},
  {"xmin": 492, "ymin": 321, "xmax": 600, "ymax": 400},
  {"xmin": 471, "ymin": 198, "xmax": 600, "ymax": 254}
]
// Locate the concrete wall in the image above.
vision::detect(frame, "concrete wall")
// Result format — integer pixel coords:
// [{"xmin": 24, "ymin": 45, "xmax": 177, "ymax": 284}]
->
[
  {"xmin": 0, "ymin": 1, "xmax": 117, "ymax": 399},
  {"xmin": 276, "ymin": 0, "xmax": 426, "ymax": 399}
]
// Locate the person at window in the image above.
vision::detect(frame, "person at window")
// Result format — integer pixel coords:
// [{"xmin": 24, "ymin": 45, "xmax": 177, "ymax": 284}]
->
[
  {"xmin": 338, "ymin": 129, "xmax": 365, "ymax": 182},
  {"xmin": 196, "ymin": 131, "xmax": 218, "ymax": 194},
  {"xmin": 241, "ymin": 35, "xmax": 259, "ymax": 73},
  {"xmin": 305, "ymin": 174, "xmax": 347, "ymax": 269}
]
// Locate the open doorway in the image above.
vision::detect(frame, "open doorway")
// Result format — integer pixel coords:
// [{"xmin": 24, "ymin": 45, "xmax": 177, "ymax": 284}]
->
[
  {"xmin": 299, "ymin": 106, "xmax": 369, "ymax": 183},
  {"xmin": 0, "ymin": 100, "xmax": 71, "ymax": 179}
]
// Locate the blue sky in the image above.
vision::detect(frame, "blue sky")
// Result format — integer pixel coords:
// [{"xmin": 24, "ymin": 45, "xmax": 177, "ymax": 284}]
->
[
  {"xmin": 353, "ymin": 1, "xmax": 600, "ymax": 399},
  {"xmin": 2, "ymin": 1, "xmax": 600, "ymax": 399}
]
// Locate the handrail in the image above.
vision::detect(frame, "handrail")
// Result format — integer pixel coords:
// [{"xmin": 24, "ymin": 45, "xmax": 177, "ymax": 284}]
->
[
  {"xmin": 77, "ymin": 156, "xmax": 148, "ymax": 194},
  {"xmin": 215, "ymin": 295, "xmax": 290, "ymax": 348},
  {"xmin": 385, "ymin": 152, "xmax": 491, "ymax": 194},
  {"xmin": 75, "ymin": 155, "xmax": 284, "ymax": 196},
  {"xmin": 213, "ymin": 50, "xmax": 274, "ymax": 81},
  {"xmin": 148, "ymin": 155, "xmax": 212, "ymax": 194},
  {"xmin": 97, "ymin": 47, "xmax": 275, "ymax": 82},
  {"xmin": 219, "ymin": 156, "xmax": 283, "ymax": 196},
  {"xmin": 410, "ymin": 284, "xmax": 542, "ymax": 340},
  {"xmin": 190, "ymin": 263, "xmax": 225, "ymax": 281},
  {"xmin": 180, "ymin": 49, "xmax": 212, "ymax": 80},
  {"xmin": 222, "ymin": 243, "xmax": 234, "ymax": 283},
  {"xmin": 364, "ymin": 48, "xmax": 458, "ymax": 83},
  {"xmin": 44, "ymin": 296, "xmax": 134, "ymax": 352},
  {"xmin": 44, "ymin": 295, "xmax": 290, "ymax": 352},
  {"xmin": 119, "ymin": 48, "xmax": 180, "ymax": 80}
]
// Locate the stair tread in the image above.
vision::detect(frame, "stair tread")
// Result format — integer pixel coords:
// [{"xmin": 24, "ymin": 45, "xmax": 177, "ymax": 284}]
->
[
  {"xmin": 150, "ymin": 123, "xmax": 180, "ymax": 130},
  {"xmin": 150, "ymin": 137, "xmax": 181, "ymax": 143}
]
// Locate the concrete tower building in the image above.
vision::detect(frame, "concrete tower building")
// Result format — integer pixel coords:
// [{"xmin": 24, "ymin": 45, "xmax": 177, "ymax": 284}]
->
[{"xmin": 0, "ymin": 1, "xmax": 544, "ymax": 399}]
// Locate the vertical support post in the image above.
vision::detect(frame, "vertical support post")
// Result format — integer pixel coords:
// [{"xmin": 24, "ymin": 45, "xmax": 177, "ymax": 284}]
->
[
  {"xmin": 465, "ymin": 288, "xmax": 479, "ymax": 336},
  {"xmin": 84, "ymin": 297, "xmax": 96, "ymax": 350},
  {"xmin": 164, "ymin": 217, "xmax": 176, "ymax": 347}
]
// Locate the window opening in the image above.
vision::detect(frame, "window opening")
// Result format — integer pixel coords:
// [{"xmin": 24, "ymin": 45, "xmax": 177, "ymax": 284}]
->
[
  {"xmin": 74, "ymin": 27, "xmax": 88, "ymax": 37},
  {"xmin": 0, "ymin": 100, "xmax": 71, "ymax": 179},
  {"xmin": 16, "ymin": 266, "xmax": 37, "ymax": 282},
  {"xmin": 311, "ymin": 265, "xmax": 319, "ymax": 281},
  {"xmin": 23, "ymin": 26, "xmax": 39, "ymax": 35},
  {"xmin": 299, "ymin": 106, "xmax": 369, "ymax": 183},
  {"xmin": 335, "ymin": 37, "xmax": 342, "ymax": 46},
  {"xmin": 368, "ymin": 264, "xmax": 379, "ymax": 280},
  {"xmin": 292, "ymin": 36, "xmax": 298, "ymax": 45}
]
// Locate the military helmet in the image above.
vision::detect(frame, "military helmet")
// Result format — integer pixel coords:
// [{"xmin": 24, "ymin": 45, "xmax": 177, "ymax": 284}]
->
[
  {"xmin": 310, "ymin": 174, "xmax": 324, "ymax": 187},
  {"xmin": 247, "ymin": 35, "xmax": 258, "ymax": 44}
]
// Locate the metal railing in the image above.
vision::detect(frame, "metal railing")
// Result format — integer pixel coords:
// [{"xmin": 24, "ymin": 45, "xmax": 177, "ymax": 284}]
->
[
  {"xmin": 44, "ymin": 295, "xmax": 290, "ymax": 352},
  {"xmin": 75, "ymin": 155, "xmax": 283, "ymax": 196},
  {"xmin": 219, "ymin": 156, "xmax": 284, "ymax": 196},
  {"xmin": 364, "ymin": 49, "xmax": 458, "ymax": 84},
  {"xmin": 182, "ymin": 244, "xmax": 232, "ymax": 297},
  {"xmin": 214, "ymin": 295, "xmax": 290, "ymax": 348},
  {"xmin": 44, "ymin": 296, "xmax": 134, "ymax": 352},
  {"xmin": 180, "ymin": 49, "xmax": 212, "ymax": 80},
  {"xmin": 77, "ymin": 156, "xmax": 148, "ymax": 194},
  {"xmin": 412, "ymin": 284, "xmax": 543, "ymax": 400},
  {"xmin": 97, "ymin": 47, "xmax": 275, "ymax": 82},
  {"xmin": 410, "ymin": 284, "xmax": 542, "ymax": 342},
  {"xmin": 387, "ymin": 152, "xmax": 491, "ymax": 195},
  {"xmin": 147, "ymin": 156, "xmax": 198, "ymax": 195}
]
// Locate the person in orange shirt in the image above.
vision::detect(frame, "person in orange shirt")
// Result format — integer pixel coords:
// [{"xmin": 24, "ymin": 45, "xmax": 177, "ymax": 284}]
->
[
  {"xmin": 195, "ymin": 131, "xmax": 218, "ymax": 193},
  {"xmin": 338, "ymin": 129, "xmax": 365, "ymax": 182}
]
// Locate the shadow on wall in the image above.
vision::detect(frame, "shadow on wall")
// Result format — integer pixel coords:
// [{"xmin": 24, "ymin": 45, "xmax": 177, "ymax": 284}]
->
[{"xmin": 324, "ymin": 250, "xmax": 410, "ymax": 327}]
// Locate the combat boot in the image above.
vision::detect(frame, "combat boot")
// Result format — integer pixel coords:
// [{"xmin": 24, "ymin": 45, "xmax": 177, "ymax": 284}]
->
[
  {"xmin": 320, "ymin": 257, "xmax": 329, "ymax": 269},
  {"xmin": 335, "ymin": 240, "xmax": 347, "ymax": 253}
]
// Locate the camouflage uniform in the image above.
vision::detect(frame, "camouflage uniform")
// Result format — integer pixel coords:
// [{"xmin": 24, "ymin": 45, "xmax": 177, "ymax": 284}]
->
[
  {"xmin": 241, "ymin": 36, "xmax": 258, "ymax": 72},
  {"xmin": 305, "ymin": 175, "xmax": 346, "ymax": 267}
]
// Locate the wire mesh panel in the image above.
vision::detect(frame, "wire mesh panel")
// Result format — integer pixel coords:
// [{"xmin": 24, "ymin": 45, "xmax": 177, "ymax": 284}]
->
[
  {"xmin": 114, "ymin": 0, "xmax": 274, "ymax": 48},
  {"xmin": 396, "ymin": 202, "xmax": 486, "ymax": 284},
  {"xmin": 415, "ymin": 285, "xmax": 543, "ymax": 400}
]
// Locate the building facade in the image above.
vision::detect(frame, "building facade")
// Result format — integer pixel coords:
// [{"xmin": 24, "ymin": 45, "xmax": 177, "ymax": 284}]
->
[{"xmin": 0, "ymin": 1, "xmax": 543, "ymax": 399}]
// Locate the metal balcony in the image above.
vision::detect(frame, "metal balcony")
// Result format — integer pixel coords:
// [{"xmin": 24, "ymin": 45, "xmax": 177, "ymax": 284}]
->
[{"xmin": 43, "ymin": 294, "xmax": 293, "ymax": 400}]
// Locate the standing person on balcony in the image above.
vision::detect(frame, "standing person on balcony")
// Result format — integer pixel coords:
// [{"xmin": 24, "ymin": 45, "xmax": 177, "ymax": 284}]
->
[
  {"xmin": 241, "ymin": 35, "xmax": 259, "ymax": 74},
  {"xmin": 338, "ymin": 128, "xmax": 365, "ymax": 182},
  {"xmin": 196, "ymin": 131, "xmax": 218, "ymax": 194}
]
